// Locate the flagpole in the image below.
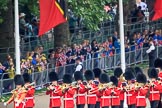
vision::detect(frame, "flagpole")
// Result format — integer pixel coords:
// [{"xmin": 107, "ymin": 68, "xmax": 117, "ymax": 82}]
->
[
  {"xmin": 119, "ymin": 0, "xmax": 127, "ymax": 107},
  {"xmin": 14, "ymin": 0, "xmax": 21, "ymax": 75}
]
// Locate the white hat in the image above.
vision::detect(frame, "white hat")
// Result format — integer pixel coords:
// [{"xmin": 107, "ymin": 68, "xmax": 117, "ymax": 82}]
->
[{"xmin": 20, "ymin": 13, "xmax": 26, "ymax": 17}]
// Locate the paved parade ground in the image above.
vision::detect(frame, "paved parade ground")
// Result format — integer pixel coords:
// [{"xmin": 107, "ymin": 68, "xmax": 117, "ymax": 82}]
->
[
  {"xmin": 0, "ymin": 93, "xmax": 151, "ymax": 108},
  {"xmin": 0, "ymin": 94, "xmax": 50, "ymax": 108}
]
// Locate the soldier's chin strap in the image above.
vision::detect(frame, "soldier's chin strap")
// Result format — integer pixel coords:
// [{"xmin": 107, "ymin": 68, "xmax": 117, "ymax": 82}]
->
[{"xmin": 123, "ymin": 91, "xmax": 128, "ymax": 108}]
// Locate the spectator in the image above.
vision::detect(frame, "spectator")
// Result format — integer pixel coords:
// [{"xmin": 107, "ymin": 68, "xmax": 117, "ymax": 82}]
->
[
  {"xmin": 19, "ymin": 13, "xmax": 27, "ymax": 35},
  {"xmin": 130, "ymin": 4, "xmax": 138, "ymax": 23},
  {"xmin": 137, "ymin": 6, "xmax": 145, "ymax": 22},
  {"xmin": 136, "ymin": 0, "xmax": 147, "ymax": 11}
]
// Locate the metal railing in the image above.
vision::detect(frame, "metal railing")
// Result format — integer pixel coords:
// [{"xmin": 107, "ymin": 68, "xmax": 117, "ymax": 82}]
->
[{"xmin": 1, "ymin": 45, "xmax": 162, "ymax": 96}]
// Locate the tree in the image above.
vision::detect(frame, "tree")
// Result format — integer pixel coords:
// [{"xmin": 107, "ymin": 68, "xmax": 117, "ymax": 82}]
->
[
  {"xmin": 0, "ymin": 0, "xmax": 14, "ymax": 48},
  {"xmin": 68, "ymin": 0, "xmax": 114, "ymax": 31},
  {"xmin": 0, "ymin": 0, "xmax": 9, "ymax": 23}
]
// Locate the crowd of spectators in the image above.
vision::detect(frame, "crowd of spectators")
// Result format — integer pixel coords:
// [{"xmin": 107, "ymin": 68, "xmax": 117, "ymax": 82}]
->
[{"xmin": 0, "ymin": 29, "xmax": 162, "ymax": 80}]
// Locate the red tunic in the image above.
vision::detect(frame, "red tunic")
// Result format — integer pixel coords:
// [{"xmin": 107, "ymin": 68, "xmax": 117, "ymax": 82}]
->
[
  {"xmin": 126, "ymin": 88, "xmax": 137, "ymax": 105},
  {"xmin": 46, "ymin": 86, "xmax": 63, "ymax": 108},
  {"xmin": 111, "ymin": 87, "xmax": 120, "ymax": 106},
  {"xmin": 118, "ymin": 81, "xmax": 124, "ymax": 101},
  {"xmin": 24, "ymin": 86, "xmax": 35, "ymax": 108},
  {"xmin": 87, "ymin": 83, "xmax": 98, "ymax": 104},
  {"xmin": 76, "ymin": 83, "xmax": 87, "ymax": 105},
  {"xmin": 7, "ymin": 89, "xmax": 27, "ymax": 108},
  {"xmin": 136, "ymin": 86, "xmax": 149, "ymax": 107},
  {"xmin": 149, "ymin": 81, "xmax": 162, "ymax": 101},
  {"xmin": 158, "ymin": 71, "xmax": 162, "ymax": 79},
  {"xmin": 158, "ymin": 72, "xmax": 162, "ymax": 93},
  {"xmin": 100, "ymin": 88, "xmax": 111, "ymax": 107},
  {"xmin": 63, "ymin": 87, "xmax": 76, "ymax": 108}
]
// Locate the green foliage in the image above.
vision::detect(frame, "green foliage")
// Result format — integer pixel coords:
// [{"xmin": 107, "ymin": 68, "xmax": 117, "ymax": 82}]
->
[
  {"xmin": 19, "ymin": 0, "xmax": 39, "ymax": 16},
  {"xmin": 68, "ymin": 0, "xmax": 114, "ymax": 30},
  {"xmin": 0, "ymin": 0, "xmax": 9, "ymax": 23}
]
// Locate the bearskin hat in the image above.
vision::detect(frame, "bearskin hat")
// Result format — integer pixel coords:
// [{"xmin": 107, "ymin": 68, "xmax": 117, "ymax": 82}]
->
[
  {"xmin": 110, "ymin": 76, "xmax": 118, "ymax": 86},
  {"xmin": 84, "ymin": 70, "xmax": 94, "ymax": 81},
  {"xmin": 93, "ymin": 68, "xmax": 102, "ymax": 78},
  {"xmin": 74, "ymin": 71, "xmax": 83, "ymax": 81},
  {"xmin": 154, "ymin": 58, "xmax": 162, "ymax": 69},
  {"xmin": 124, "ymin": 72, "xmax": 135, "ymax": 81},
  {"xmin": 114, "ymin": 67, "xmax": 123, "ymax": 78},
  {"xmin": 63, "ymin": 74, "xmax": 72, "ymax": 84},
  {"xmin": 99, "ymin": 73, "xmax": 109, "ymax": 83},
  {"xmin": 148, "ymin": 68, "xmax": 158, "ymax": 79},
  {"xmin": 134, "ymin": 67, "xmax": 143, "ymax": 76},
  {"xmin": 136, "ymin": 73, "xmax": 147, "ymax": 84},
  {"xmin": 14, "ymin": 75, "xmax": 24, "ymax": 86},
  {"xmin": 49, "ymin": 71, "xmax": 58, "ymax": 82},
  {"xmin": 125, "ymin": 67, "xmax": 135, "ymax": 76},
  {"xmin": 23, "ymin": 73, "xmax": 32, "ymax": 83}
]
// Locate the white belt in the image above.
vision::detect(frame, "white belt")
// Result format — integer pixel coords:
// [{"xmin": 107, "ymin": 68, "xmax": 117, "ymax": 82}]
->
[
  {"xmin": 127, "ymin": 94, "xmax": 132, "ymax": 96},
  {"xmin": 150, "ymin": 91, "xmax": 159, "ymax": 94},
  {"xmin": 87, "ymin": 94, "xmax": 96, "ymax": 97},
  {"xmin": 76, "ymin": 94, "xmax": 85, "ymax": 96},
  {"xmin": 25, "ymin": 97, "xmax": 34, "ymax": 100},
  {"xmin": 136, "ymin": 96, "xmax": 145, "ymax": 98},
  {"xmin": 64, "ymin": 98, "xmax": 73, "ymax": 100},
  {"xmin": 111, "ymin": 96, "xmax": 119, "ymax": 98},
  {"xmin": 50, "ymin": 96, "xmax": 60, "ymax": 99},
  {"xmin": 14, "ymin": 101, "xmax": 25, "ymax": 107},
  {"xmin": 101, "ymin": 96, "xmax": 111, "ymax": 99}
]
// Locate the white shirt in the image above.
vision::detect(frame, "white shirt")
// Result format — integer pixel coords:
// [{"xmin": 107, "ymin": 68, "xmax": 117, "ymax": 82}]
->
[
  {"xmin": 75, "ymin": 62, "xmax": 83, "ymax": 72},
  {"xmin": 136, "ymin": 2, "xmax": 147, "ymax": 11},
  {"xmin": 146, "ymin": 43, "xmax": 155, "ymax": 54}
]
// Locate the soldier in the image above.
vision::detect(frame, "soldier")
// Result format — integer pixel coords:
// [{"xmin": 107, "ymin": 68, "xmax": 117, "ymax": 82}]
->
[
  {"xmin": 154, "ymin": 58, "xmax": 162, "ymax": 77},
  {"xmin": 84, "ymin": 70, "xmax": 98, "ymax": 108},
  {"xmin": 46, "ymin": 71, "xmax": 62, "ymax": 108},
  {"xmin": 110, "ymin": 76, "xmax": 120, "ymax": 108},
  {"xmin": 74, "ymin": 71, "xmax": 87, "ymax": 108},
  {"xmin": 154, "ymin": 58, "xmax": 162, "ymax": 108},
  {"xmin": 93, "ymin": 68, "xmax": 102, "ymax": 108},
  {"xmin": 135, "ymin": 73, "xmax": 149, "ymax": 108},
  {"xmin": 23, "ymin": 73, "xmax": 35, "ymax": 108},
  {"xmin": 4, "ymin": 75, "xmax": 27, "ymax": 108},
  {"xmin": 147, "ymin": 68, "xmax": 162, "ymax": 108},
  {"xmin": 62, "ymin": 74, "xmax": 76, "ymax": 108},
  {"xmin": 134, "ymin": 67, "xmax": 143, "ymax": 77},
  {"xmin": 114, "ymin": 67, "xmax": 124, "ymax": 108},
  {"xmin": 99, "ymin": 73, "xmax": 111, "ymax": 108},
  {"xmin": 124, "ymin": 68, "xmax": 136, "ymax": 108}
]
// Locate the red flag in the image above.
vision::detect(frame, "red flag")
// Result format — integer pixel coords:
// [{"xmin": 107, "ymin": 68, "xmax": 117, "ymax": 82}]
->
[
  {"xmin": 39, "ymin": 0, "xmax": 66, "ymax": 36},
  {"xmin": 152, "ymin": 0, "xmax": 162, "ymax": 21}
]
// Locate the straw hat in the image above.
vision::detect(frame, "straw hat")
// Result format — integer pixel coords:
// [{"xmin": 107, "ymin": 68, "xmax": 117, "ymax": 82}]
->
[{"xmin": 20, "ymin": 13, "xmax": 26, "ymax": 17}]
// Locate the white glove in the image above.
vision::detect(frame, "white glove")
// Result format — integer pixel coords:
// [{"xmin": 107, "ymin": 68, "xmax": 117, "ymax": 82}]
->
[
  {"xmin": 15, "ymin": 102, "xmax": 19, "ymax": 107},
  {"xmin": 3, "ymin": 102, "xmax": 7, "ymax": 106}
]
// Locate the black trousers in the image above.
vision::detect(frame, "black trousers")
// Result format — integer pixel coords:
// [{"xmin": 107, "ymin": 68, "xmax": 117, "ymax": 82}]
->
[
  {"xmin": 150, "ymin": 100, "xmax": 159, "ymax": 108},
  {"xmin": 95, "ymin": 102, "xmax": 100, "ymax": 108},
  {"xmin": 158, "ymin": 94, "xmax": 162, "ymax": 108},
  {"xmin": 112, "ymin": 106, "xmax": 119, "ymax": 108},
  {"xmin": 119, "ymin": 100, "xmax": 124, "ymax": 108},
  {"xmin": 88, "ymin": 104, "xmax": 95, "ymax": 108},
  {"xmin": 128, "ymin": 104, "xmax": 136, "ymax": 108},
  {"xmin": 77, "ymin": 104, "xmax": 85, "ymax": 108},
  {"xmin": 102, "ymin": 107, "xmax": 109, "ymax": 108},
  {"xmin": 149, "ymin": 57, "xmax": 155, "ymax": 68},
  {"xmin": 137, "ymin": 107, "xmax": 145, "ymax": 108}
]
